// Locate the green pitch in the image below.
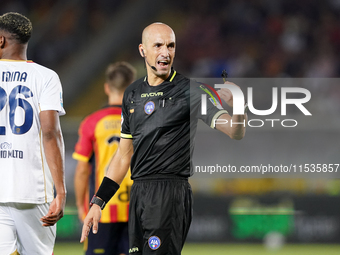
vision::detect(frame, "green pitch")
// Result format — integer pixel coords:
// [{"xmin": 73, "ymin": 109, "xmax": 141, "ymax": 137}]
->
[{"xmin": 54, "ymin": 242, "xmax": 340, "ymax": 255}]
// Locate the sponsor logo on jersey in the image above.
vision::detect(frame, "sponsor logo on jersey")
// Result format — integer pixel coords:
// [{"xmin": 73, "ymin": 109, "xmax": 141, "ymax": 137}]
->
[
  {"xmin": 144, "ymin": 101, "xmax": 155, "ymax": 115},
  {"xmin": 0, "ymin": 150, "xmax": 23, "ymax": 159},
  {"xmin": 0, "ymin": 142, "xmax": 12, "ymax": 149},
  {"xmin": 209, "ymin": 97, "xmax": 223, "ymax": 110},
  {"xmin": 148, "ymin": 236, "xmax": 161, "ymax": 250},
  {"xmin": 141, "ymin": 92, "xmax": 163, "ymax": 97},
  {"xmin": 129, "ymin": 247, "xmax": 139, "ymax": 253},
  {"xmin": 121, "ymin": 113, "xmax": 124, "ymax": 125}
]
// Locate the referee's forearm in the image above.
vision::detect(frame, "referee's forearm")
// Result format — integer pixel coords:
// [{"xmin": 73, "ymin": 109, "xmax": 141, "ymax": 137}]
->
[
  {"xmin": 229, "ymin": 113, "xmax": 247, "ymax": 140},
  {"xmin": 106, "ymin": 158, "xmax": 131, "ymax": 185},
  {"xmin": 106, "ymin": 139, "xmax": 133, "ymax": 184}
]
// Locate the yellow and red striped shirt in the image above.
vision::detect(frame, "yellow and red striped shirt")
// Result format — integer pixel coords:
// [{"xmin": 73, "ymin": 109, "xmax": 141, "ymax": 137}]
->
[{"xmin": 73, "ymin": 105, "xmax": 132, "ymax": 223}]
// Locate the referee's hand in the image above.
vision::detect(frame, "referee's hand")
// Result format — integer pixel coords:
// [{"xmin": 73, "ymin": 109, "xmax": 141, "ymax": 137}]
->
[
  {"xmin": 217, "ymin": 81, "xmax": 241, "ymax": 108},
  {"xmin": 80, "ymin": 204, "xmax": 102, "ymax": 243}
]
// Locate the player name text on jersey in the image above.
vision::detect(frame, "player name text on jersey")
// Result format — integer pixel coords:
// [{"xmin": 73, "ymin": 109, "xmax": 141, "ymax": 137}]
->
[{"xmin": 2, "ymin": 71, "xmax": 28, "ymax": 82}]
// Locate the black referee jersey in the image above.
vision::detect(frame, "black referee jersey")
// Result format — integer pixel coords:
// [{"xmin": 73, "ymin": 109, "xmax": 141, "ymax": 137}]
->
[{"xmin": 121, "ymin": 70, "xmax": 228, "ymax": 179}]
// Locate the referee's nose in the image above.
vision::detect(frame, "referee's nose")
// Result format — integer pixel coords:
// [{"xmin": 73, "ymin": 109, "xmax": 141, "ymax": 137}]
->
[{"xmin": 160, "ymin": 45, "xmax": 170, "ymax": 59}]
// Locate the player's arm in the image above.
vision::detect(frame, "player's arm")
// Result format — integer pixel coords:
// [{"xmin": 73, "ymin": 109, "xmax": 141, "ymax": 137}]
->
[
  {"xmin": 80, "ymin": 138, "xmax": 133, "ymax": 243},
  {"xmin": 39, "ymin": 110, "xmax": 66, "ymax": 227},
  {"xmin": 216, "ymin": 81, "xmax": 247, "ymax": 140},
  {"xmin": 74, "ymin": 160, "xmax": 91, "ymax": 222}
]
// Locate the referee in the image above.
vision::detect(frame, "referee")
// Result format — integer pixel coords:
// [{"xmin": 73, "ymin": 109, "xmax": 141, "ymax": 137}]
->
[{"xmin": 81, "ymin": 23, "xmax": 246, "ymax": 255}]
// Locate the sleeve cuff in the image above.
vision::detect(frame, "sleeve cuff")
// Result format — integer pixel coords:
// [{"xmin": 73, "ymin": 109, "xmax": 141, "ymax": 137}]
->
[
  {"xmin": 210, "ymin": 110, "xmax": 229, "ymax": 129},
  {"xmin": 121, "ymin": 133, "xmax": 133, "ymax": 139},
  {"xmin": 72, "ymin": 152, "xmax": 89, "ymax": 162}
]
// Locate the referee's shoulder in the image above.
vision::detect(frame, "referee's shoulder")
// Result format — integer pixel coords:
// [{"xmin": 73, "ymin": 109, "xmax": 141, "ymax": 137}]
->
[
  {"xmin": 172, "ymin": 71, "xmax": 190, "ymax": 86},
  {"xmin": 123, "ymin": 76, "xmax": 145, "ymax": 97}
]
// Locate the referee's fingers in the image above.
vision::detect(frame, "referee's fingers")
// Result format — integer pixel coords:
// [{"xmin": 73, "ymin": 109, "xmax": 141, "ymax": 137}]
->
[
  {"xmin": 80, "ymin": 220, "xmax": 92, "ymax": 243},
  {"xmin": 92, "ymin": 217, "xmax": 99, "ymax": 234}
]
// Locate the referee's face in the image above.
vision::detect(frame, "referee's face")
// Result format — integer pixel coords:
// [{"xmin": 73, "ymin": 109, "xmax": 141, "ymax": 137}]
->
[{"xmin": 143, "ymin": 24, "xmax": 176, "ymax": 78}]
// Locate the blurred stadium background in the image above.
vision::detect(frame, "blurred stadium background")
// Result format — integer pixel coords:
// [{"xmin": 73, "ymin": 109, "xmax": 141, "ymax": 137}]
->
[{"xmin": 1, "ymin": 0, "xmax": 340, "ymax": 254}]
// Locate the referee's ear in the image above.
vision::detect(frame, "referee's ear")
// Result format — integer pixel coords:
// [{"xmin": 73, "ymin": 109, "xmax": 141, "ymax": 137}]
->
[{"xmin": 139, "ymin": 44, "xmax": 145, "ymax": 58}]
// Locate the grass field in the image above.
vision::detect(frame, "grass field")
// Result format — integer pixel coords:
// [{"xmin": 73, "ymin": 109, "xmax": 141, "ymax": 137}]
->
[{"xmin": 54, "ymin": 242, "xmax": 340, "ymax": 255}]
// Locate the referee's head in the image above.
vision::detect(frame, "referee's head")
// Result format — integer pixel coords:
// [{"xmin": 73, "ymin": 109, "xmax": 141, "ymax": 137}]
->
[{"xmin": 139, "ymin": 22, "xmax": 175, "ymax": 80}]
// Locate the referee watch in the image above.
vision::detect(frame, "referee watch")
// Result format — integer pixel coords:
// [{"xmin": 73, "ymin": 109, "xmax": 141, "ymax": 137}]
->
[{"xmin": 90, "ymin": 195, "xmax": 106, "ymax": 210}]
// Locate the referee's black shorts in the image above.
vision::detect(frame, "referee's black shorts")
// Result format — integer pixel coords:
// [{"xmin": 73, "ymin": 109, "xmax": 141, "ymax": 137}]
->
[{"xmin": 129, "ymin": 175, "xmax": 193, "ymax": 255}]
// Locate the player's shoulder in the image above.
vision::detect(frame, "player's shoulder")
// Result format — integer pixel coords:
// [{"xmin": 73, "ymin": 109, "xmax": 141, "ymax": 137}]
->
[
  {"xmin": 125, "ymin": 76, "xmax": 145, "ymax": 93},
  {"xmin": 0, "ymin": 60, "xmax": 59, "ymax": 82},
  {"xmin": 81, "ymin": 106, "xmax": 121, "ymax": 126},
  {"xmin": 27, "ymin": 61, "xmax": 58, "ymax": 77},
  {"xmin": 190, "ymin": 79, "xmax": 211, "ymax": 92},
  {"xmin": 172, "ymin": 71, "xmax": 190, "ymax": 85},
  {"xmin": 123, "ymin": 77, "xmax": 145, "ymax": 101},
  {"xmin": 189, "ymin": 80, "xmax": 218, "ymax": 103}
]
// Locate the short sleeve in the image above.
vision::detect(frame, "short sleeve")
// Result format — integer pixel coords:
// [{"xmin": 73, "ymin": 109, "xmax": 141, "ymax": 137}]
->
[
  {"xmin": 39, "ymin": 71, "xmax": 66, "ymax": 116},
  {"xmin": 120, "ymin": 90, "xmax": 132, "ymax": 139},
  {"xmin": 72, "ymin": 118, "xmax": 94, "ymax": 162}
]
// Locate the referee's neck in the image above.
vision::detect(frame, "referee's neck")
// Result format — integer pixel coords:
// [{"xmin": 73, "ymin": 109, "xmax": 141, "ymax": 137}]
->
[{"xmin": 147, "ymin": 71, "xmax": 171, "ymax": 86}]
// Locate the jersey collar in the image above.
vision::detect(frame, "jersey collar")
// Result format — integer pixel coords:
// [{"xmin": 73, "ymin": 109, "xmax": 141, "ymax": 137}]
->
[
  {"xmin": 0, "ymin": 59, "xmax": 33, "ymax": 63},
  {"xmin": 143, "ymin": 69, "xmax": 177, "ymax": 83}
]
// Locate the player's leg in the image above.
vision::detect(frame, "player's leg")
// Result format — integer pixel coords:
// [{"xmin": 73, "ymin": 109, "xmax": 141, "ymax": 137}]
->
[
  {"xmin": 115, "ymin": 222, "xmax": 129, "ymax": 255},
  {"xmin": 11, "ymin": 203, "xmax": 56, "ymax": 255},
  {"xmin": 176, "ymin": 181, "xmax": 193, "ymax": 251},
  {"xmin": 144, "ymin": 179, "xmax": 192, "ymax": 255},
  {"xmin": 86, "ymin": 222, "xmax": 128, "ymax": 255},
  {"xmin": 130, "ymin": 177, "xmax": 193, "ymax": 255},
  {"xmin": 0, "ymin": 203, "xmax": 18, "ymax": 254},
  {"xmin": 86, "ymin": 223, "xmax": 112, "ymax": 255},
  {"xmin": 128, "ymin": 184, "xmax": 145, "ymax": 255}
]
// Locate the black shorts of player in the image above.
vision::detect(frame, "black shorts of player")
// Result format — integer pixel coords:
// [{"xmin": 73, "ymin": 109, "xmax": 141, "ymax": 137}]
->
[
  {"xmin": 129, "ymin": 175, "xmax": 193, "ymax": 255},
  {"xmin": 86, "ymin": 222, "xmax": 128, "ymax": 255}
]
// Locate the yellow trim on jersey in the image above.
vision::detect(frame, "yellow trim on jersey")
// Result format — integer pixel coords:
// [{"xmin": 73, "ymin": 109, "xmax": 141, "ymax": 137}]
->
[
  {"xmin": 38, "ymin": 106, "xmax": 48, "ymax": 203},
  {"xmin": 93, "ymin": 115, "xmax": 132, "ymax": 223},
  {"xmin": 210, "ymin": 110, "xmax": 229, "ymax": 129},
  {"xmin": 10, "ymin": 250, "xmax": 20, "ymax": 255},
  {"xmin": 121, "ymin": 133, "xmax": 133, "ymax": 139},
  {"xmin": 72, "ymin": 152, "xmax": 89, "ymax": 162},
  {"xmin": 0, "ymin": 59, "xmax": 31, "ymax": 62},
  {"xmin": 143, "ymin": 70, "xmax": 176, "ymax": 82},
  {"xmin": 169, "ymin": 70, "xmax": 177, "ymax": 82}
]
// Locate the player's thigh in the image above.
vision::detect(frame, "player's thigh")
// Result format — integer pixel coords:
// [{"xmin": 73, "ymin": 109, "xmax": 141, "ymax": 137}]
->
[
  {"xmin": 11, "ymin": 203, "xmax": 56, "ymax": 255},
  {"xmin": 130, "ymin": 179, "xmax": 192, "ymax": 255},
  {"xmin": 0, "ymin": 203, "xmax": 17, "ymax": 255},
  {"xmin": 115, "ymin": 223, "xmax": 129, "ymax": 255},
  {"xmin": 143, "ymin": 180, "xmax": 192, "ymax": 255}
]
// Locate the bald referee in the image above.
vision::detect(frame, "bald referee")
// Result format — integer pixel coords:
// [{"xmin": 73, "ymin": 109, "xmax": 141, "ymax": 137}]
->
[{"xmin": 81, "ymin": 23, "xmax": 246, "ymax": 254}]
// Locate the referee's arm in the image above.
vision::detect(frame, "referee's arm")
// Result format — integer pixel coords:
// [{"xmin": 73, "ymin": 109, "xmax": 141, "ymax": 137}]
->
[
  {"xmin": 215, "ymin": 113, "xmax": 247, "ymax": 140},
  {"xmin": 215, "ymin": 81, "xmax": 247, "ymax": 140},
  {"xmin": 80, "ymin": 138, "xmax": 133, "ymax": 242},
  {"xmin": 105, "ymin": 138, "xmax": 134, "ymax": 184}
]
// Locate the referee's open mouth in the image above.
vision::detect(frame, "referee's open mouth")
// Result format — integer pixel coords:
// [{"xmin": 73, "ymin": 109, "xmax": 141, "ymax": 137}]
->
[{"xmin": 157, "ymin": 59, "xmax": 170, "ymax": 70}]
